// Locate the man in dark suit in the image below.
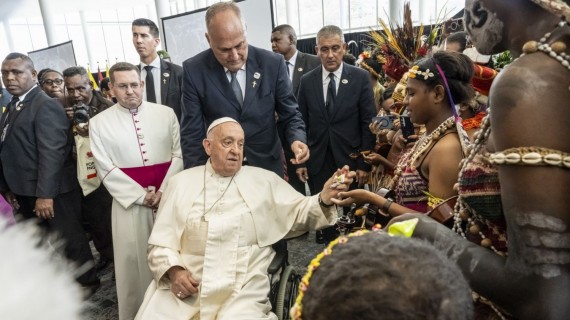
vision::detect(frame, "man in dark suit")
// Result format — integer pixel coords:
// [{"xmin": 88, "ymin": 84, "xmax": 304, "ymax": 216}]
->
[
  {"xmin": 180, "ymin": 2, "xmax": 309, "ymax": 177},
  {"xmin": 0, "ymin": 52, "xmax": 100, "ymax": 291},
  {"xmin": 297, "ymin": 26, "xmax": 376, "ymax": 243},
  {"xmin": 271, "ymin": 24, "xmax": 320, "ymax": 194},
  {"xmin": 271, "ymin": 24, "xmax": 320, "ymax": 96},
  {"xmin": 132, "ymin": 18, "xmax": 183, "ymax": 121}
]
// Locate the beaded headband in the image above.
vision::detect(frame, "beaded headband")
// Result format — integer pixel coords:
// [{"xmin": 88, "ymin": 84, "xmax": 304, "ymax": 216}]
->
[
  {"xmin": 406, "ymin": 63, "xmax": 472, "ymax": 156},
  {"xmin": 291, "ymin": 229, "xmax": 371, "ymax": 320},
  {"xmin": 291, "ymin": 219, "xmax": 420, "ymax": 320}
]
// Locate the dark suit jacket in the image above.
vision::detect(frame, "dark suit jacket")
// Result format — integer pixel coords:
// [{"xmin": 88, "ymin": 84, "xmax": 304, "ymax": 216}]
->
[
  {"xmin": 298, "ymin": 63, "xmax": 376, "ymax": 175},
  {"xmin": 0, "ymin": 86, "xmax": 77, "ymax": 198},
  {"xmin": 291, "ymin": 51, "xmax": 320, "ymax": 97},
  {"xmin": 139, "ymin": 59, "xmax": 183, "ymax": 121},
  {"xmin": 181, "ymin": 45, "xmax": 307, "ymax": 176}
]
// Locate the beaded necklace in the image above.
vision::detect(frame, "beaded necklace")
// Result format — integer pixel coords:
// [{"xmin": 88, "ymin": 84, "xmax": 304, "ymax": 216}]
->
[
  {"xmin": 453, "ymin": 111, "xmax": 510, "ymax": 320},
  {"xmin": 520, "ymin": 19, "xmax": 570, "ymax": 86},
  {"xmin": 387, "ymin": 116, "xmax": 456, "ymax": 190},
  {"xmin": 451, "ymin": 112, "xmax": 504, "ymax": 253}
]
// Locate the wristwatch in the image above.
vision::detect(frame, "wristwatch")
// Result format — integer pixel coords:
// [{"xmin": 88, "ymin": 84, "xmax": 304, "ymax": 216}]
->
[{"xmin": 318, "ymin": 194, "xmax": 334, "ymax": 208}]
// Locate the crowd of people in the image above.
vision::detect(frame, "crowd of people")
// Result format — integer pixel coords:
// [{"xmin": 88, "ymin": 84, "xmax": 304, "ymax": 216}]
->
[{"xmin": 1, "ymin": 0, "xmax": 568, "ymax": 319}]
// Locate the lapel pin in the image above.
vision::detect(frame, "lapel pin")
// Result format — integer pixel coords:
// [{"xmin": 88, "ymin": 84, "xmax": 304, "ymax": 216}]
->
[
  {"xmin": 163, "ymin": 73, "xmax": 170, "ymax": 77},
  {"xmin": 252, "ymin": 81, "xmax": 257, "ymax": 88},
  {"xmin": 297, "ymin": 67, "xmax": 303, "ymax": 72},
  {"xmin": 341, "ymin": 79, "xmax": 348, "ymax": 84},
  {"xmin": 163, "ymin": 79, "xmax": 166, "ymax": 84},
  {"xmin": 253, "ymin": 72, "xmax": 261, "ymax": 79},
  {"xmin": 16, "ymin": 103, "xmax": 23, "ymax": 111}
]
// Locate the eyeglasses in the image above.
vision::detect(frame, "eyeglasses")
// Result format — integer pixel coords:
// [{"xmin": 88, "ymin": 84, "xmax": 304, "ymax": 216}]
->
[
  {"xmin": 42, "ymin": 79, "xmax": 63, "ymax": 86},
  {"xmin": 115, "ymin": 83, "xmax": 141, "ymax": 91}
]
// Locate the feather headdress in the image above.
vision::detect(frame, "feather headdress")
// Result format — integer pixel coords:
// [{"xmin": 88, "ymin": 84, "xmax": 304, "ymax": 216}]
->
[{"xmin": 365, "ymin": 2, "xmax": 447, "ymax": 82}]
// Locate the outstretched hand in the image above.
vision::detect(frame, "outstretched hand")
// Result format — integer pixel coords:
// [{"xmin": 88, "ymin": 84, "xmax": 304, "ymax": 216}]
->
[
  {"xmin": 319, "ymin": 165, "xmax": 356, "ymax": 205},
  {"xmin": 330, "ymin": 189, "xmax": 379, "ymax": 207}
]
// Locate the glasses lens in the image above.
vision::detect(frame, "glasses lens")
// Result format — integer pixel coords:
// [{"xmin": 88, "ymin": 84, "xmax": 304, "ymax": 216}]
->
[{"xmin": 44, "ymin": 79, "xmax": 63, "ymax": 85}]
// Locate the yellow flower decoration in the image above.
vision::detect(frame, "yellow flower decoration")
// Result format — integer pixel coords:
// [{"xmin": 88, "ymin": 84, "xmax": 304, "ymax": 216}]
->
[{"xmin": 408, "ymin": 65, "xmax": 435, "ymax": 80}]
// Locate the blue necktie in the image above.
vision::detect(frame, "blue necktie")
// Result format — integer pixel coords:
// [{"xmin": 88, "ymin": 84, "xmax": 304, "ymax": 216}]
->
[{"xmin": 230, "ymin": 71, "xmax": 243, "ymax": 107}]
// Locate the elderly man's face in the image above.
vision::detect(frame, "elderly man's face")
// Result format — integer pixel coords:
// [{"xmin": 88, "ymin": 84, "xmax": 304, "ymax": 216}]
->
[
  {"xmin": 206, "ymin": 10, "xmax": 248, "ymax": 73},
  {"xmin": 204, "ymin": 122, "xmax": 244, "ymax": 177}
]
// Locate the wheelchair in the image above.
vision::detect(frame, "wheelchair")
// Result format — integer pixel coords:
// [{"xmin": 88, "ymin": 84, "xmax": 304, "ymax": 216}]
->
[{"xmin": 268, "ymin": 239, "xmax": 301, "ymax": 320}]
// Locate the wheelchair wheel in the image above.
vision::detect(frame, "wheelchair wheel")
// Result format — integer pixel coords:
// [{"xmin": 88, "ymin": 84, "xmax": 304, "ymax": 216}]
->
[{"xmin": 276, "ymin": 265, "xmax": 299, "ymax": 320}]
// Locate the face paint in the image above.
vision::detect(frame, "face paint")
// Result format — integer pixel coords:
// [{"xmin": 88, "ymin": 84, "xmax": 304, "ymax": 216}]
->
[
  {"xmin": 464, "ymin": 0, "xmax": 505, "ymax": 54},
  {"xmin": 508, "ymin": 211, "xmax": 570, "ymax": 278}
]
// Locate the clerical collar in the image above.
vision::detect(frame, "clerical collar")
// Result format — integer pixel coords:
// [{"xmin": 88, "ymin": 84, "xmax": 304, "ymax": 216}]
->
[
  {"xmin": 205, "ymin": 159, "xmax": 238, "ymax": 179},
  {"xmin": 117, "ymin": 102, "xmax": 144, "ymax": 113}
]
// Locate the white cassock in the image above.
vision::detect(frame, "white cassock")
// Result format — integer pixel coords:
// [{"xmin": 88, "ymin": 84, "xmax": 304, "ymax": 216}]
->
[
  {"xmin": 135, "ymin": 161, "xmax": 337, "ymax": 320},
  {"xmin": 89, "ymin": 102, "xmax": 183, "ymax": 320}
]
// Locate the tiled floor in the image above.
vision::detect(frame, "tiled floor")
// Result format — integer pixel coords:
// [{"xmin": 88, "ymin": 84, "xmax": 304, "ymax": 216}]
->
[{"xmin": 83, "ymin": 231, "xmax": 327, "ymax": 319}]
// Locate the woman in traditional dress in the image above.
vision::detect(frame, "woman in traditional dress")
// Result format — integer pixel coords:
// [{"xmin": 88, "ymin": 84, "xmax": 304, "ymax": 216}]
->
[{"xmin": 333, "ymin": 50, "xmax": 474, "ymax": 215}]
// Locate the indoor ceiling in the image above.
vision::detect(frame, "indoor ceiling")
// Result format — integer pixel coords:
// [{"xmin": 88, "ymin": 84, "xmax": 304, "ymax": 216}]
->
[{"xmin": 0, "ymin": 0, "xmax": 154, "ymax": 20}]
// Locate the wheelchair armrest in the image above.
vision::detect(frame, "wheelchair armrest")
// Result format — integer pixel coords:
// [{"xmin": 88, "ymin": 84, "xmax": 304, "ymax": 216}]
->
[{"xmin": 268, "ymin": 240, "xmax": 288, "ymax": 274}]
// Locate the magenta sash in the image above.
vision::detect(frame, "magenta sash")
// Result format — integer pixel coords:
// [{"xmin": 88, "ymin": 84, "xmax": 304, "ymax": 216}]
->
[{"xmin": 121, "ymin": 161, "xmax": 171, "ymax": 189}]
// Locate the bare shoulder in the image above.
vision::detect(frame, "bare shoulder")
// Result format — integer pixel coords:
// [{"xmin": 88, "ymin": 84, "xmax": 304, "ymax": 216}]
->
[
  {"xmin": 490, "ymin": 53, "xmax": 570, "ymax": 151},
  {"xmin": 431, "ymin": 132, "xmax": 462, "ymax": 156}
]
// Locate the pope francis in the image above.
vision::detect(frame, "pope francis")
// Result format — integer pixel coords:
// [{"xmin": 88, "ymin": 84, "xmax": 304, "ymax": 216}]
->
[{"xmin": 135, "ymin": 117, "xmax": 354, "ymax": 319}]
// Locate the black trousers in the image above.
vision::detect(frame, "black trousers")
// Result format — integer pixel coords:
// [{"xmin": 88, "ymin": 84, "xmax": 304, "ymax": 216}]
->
[
  {"xmin": 16, "ymin": 188, "xmax": 99, "ymax": 285},
  {"xmin": 82, "ymin": 184, "xmax": 113, "ymax": 261}
]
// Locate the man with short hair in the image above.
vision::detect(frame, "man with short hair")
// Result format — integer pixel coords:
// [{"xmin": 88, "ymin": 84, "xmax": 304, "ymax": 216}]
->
[
  {"xmin": 89, "ymin": 62, "xmax": 183, "ymax": 320},
  {"xmin": 271, "ymin": 24, "xmax": 320, "ymax": 96},
  {"xmin": 132, "ymin": 18, "xmax": 183, "ymax": 121},
  {"xmin": 180, "ymin": 2, "xmax": 309, "ymax": 177},
  {"xmin": 63, "ymin": 66, "xmax": 114, "ymax": 271},
  {"xmin": 0, "ymin": 52, "xmax": 100, "ymax": 292},
  {"xmin": 135, "ymin": 118, "xmax": 354, "ymax": 320},
  {"xmin": 297, "ymin": 25, "xmax": 376, "ymax": 243},
  {"xmin": 271, "ymin": 24, "xmax": 320, "ymax": 195}
]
